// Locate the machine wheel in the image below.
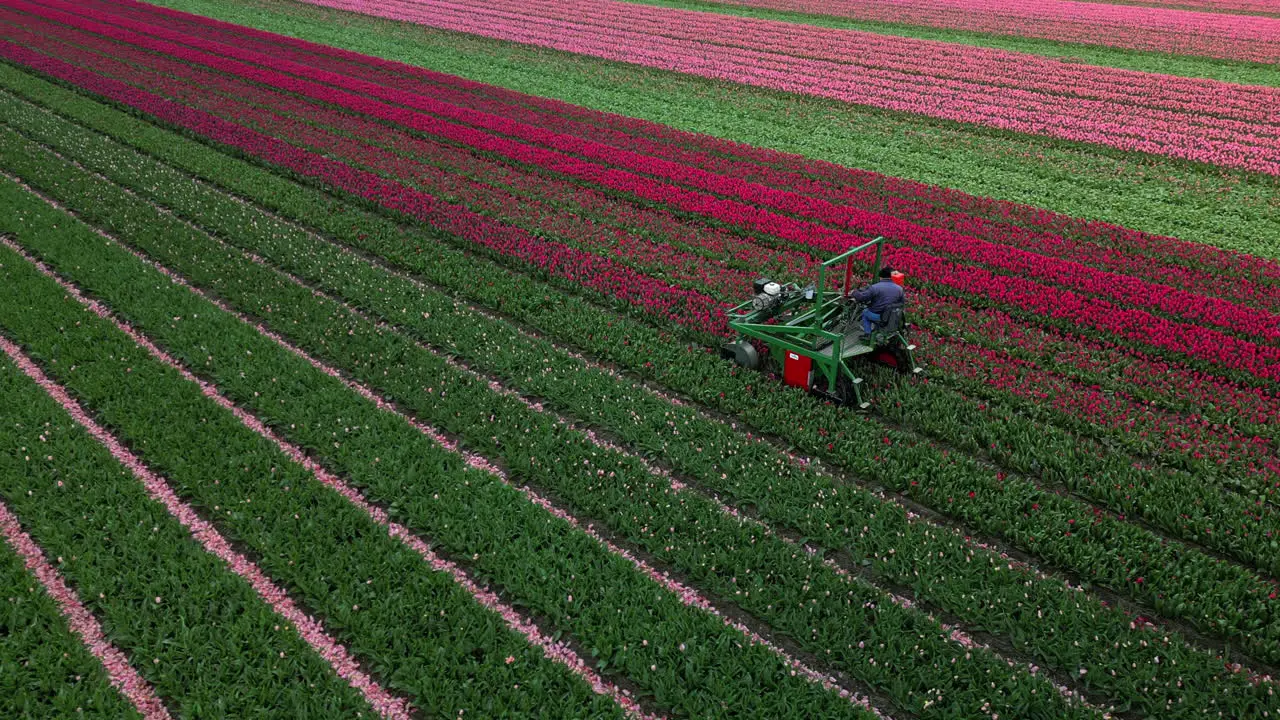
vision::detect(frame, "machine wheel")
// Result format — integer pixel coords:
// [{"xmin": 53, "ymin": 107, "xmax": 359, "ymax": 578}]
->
[
  {"xmin": 872, "ymin": 336, "xmax": 915, "ymax": 374},
  {"xmin": 721, "ymin": 340, "xmax": 760, "ymax": 370},
  {"xmin": 833, "ymin": 374, "xmax": 854, "ymax": 405}
]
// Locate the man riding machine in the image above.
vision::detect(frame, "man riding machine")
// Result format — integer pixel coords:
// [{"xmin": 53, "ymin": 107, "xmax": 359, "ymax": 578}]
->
[{"xmin": 720, "ymin": 237, "xmax": 921, "ymax": 408}]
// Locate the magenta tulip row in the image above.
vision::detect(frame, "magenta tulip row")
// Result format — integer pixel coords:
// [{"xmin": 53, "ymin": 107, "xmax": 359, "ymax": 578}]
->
[
  {"xmin": 695, "ymin": 0, "xmax": 1280, "ymax": 63},
  {"xmin": 10, "ymin": 1, "xmax": 1280, "ymax": 430},
  {"xmin": 0, "ymin": 40, "xmax": 729, "ymax": 336},
  {"xmin": 921, "ymin": 327, "xmax": 1280, "ymax": 492},
  {"xmin": 53, "ymin": 0, "xmax": 1280, "ymax": 309},
  {"xmin": 15, "ymin": 2, "xmax": 1280, "ymax": 525},
  {"xmin": 277, "ymin": 0, "xmax": 1280, "ymax": 175},
  {"xmin": 17, "ymin": 0, "xmax": 1280, "ymax": 384}
]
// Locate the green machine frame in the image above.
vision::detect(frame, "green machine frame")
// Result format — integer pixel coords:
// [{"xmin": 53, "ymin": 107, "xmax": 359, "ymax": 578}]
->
[{"xmin": 722, "ymin": 237, "xmax": 921, "ymax": 408}]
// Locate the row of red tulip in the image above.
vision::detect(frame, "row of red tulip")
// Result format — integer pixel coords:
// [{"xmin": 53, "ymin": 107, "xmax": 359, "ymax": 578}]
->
[
  {"xmin": 348, "ymin": 0, "xmax": 1280, "ymax": 122},
  {"xmin": 13, "ymin": 0, "xmax": 1280, "ymax": 487},
  {"xmin": 27, "ymin": 0, "xmax": 1280, "ymax": 382},
  {"xmin": 47, "ymin": 0, "xmax": 1280, "ymax": 309}
]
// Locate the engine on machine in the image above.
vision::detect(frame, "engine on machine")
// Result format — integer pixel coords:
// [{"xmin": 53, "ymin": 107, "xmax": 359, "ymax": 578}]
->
[{"xmin": 750, "ymin": 278, "xmax": 787, "ymax": 313}]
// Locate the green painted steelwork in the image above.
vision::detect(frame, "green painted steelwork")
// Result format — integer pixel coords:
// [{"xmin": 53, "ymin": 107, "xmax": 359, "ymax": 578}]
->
[{"xmin": 722, "ymin": 237, "xmax": 921, "ymax": 408}]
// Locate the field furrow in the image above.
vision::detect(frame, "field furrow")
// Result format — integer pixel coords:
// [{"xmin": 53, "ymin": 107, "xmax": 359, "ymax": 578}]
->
[
  {"xmin": 0, "ymin": 182, "xmax": 691, "ymax": 719},
  {"xmin": 0, "ymin": 337, "xmax": 415, "ymax": 720},
  {"xmin": 0, "ymin": 337, "xmax": 393, "ymax": 717},
  {"xmin": 0, "ymin": 495, "xmax": 157, "ymax": 720},
  {"xmin": 0, "ymin": 163, "xmax": 942, "ymax": 717}
]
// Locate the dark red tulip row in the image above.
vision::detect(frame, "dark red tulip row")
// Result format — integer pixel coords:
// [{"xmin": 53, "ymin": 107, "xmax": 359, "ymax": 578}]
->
[
  {"xmin": 11, "ymin": 6, "xmax": 1280, "ymax": 575},
  {"xmin": 0, "ymin": 39, "xmax": 727, "ymax": 336},
  {"xmin": 9, "ymin": 1, "xmax": 1280, "ymax": 439},
  {"xmin": 18, "ymin": 0, "xmax": 1280, "ymax": 386},
  {"xmin": 57, "ymin": 0, "xmax": 1280, "ymax": 311}
]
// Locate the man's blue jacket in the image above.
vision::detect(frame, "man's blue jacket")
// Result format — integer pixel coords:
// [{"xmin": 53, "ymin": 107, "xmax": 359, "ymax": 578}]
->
[{"xmin": 851, "ymin": 280, "xmax": 905, "ymax": 314}]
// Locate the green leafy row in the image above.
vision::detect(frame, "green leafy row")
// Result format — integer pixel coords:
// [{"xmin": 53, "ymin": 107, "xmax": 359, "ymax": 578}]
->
[
  {"xmin": 5, "ymin": 62, "xmax": 1272, "ymax": 682},
  {"xmin": 140, "ymin": 0, "xmax": 1280, "ymax": 258},
  {"xmin": 0, "ymin": 120, "xmax": 1096, "ymax": 719},
  {"xmin": 0, "ymin": 356, "xmax": 377, "ymax": 717},
  {"xmin": 0, "ymin": 502, "xmax": 141, "ymax": 719},
  {"xmin": 8, "ymin": 77, "xmax": 1275, "ymax": 718},
  {"xmin": 0, "ymin": 165, "xmax": 890, "ymax": 720},
  {"xmin": 0, "ymin": 199, "xmax": 656, "ymax": 720}
]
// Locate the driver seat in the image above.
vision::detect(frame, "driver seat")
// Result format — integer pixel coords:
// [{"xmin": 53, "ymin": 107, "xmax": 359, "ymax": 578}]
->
[{"xmin": 876, "ymin": 304, "xmax": 905, "ymax": 334}]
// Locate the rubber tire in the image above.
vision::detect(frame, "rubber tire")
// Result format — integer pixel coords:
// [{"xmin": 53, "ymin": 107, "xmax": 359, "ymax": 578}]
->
[{"xmin": 726, "ymin": 341, "xmax": 760, "ymax": 370}]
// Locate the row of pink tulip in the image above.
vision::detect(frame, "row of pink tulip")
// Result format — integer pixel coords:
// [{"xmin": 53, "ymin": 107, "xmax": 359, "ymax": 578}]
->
[
  {"xmin": 363, "ymin": 0, "xmax": 1280, "ymax": 127},
  {"xmin": 695, "ymin": 0, "xmax": 1280, "ymax": 63},
  {"xmin": 347, "ymin": 0, "xmax": 1280, "ymax": 133},
  {"xmin": 53, "ymin": 0, "xmax": 1280, "ymax": 307},
  {"xmin": 278, "ymin": 0, "xmax": 1280, "ymax": 174},
  {"xmin": 1090, "ymin": 0, "xmax": 1280, "ymax": 15}
]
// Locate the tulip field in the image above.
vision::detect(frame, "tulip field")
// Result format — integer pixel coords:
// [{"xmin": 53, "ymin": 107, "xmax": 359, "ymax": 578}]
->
[{"xmin": 0, "ymin": 0, "xmax": 1278, "ymax": 717}]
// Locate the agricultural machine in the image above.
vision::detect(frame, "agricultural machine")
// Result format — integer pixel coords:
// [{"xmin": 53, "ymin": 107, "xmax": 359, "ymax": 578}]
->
[{"xmin": 720, "ymin": 237, "xmax": 922, "ymax": 409}]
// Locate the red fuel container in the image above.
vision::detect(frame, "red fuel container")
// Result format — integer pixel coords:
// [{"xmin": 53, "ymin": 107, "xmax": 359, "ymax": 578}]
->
[{"xmin": 784, "ymin": 351, "xmax": 812, "ymax": 388}]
